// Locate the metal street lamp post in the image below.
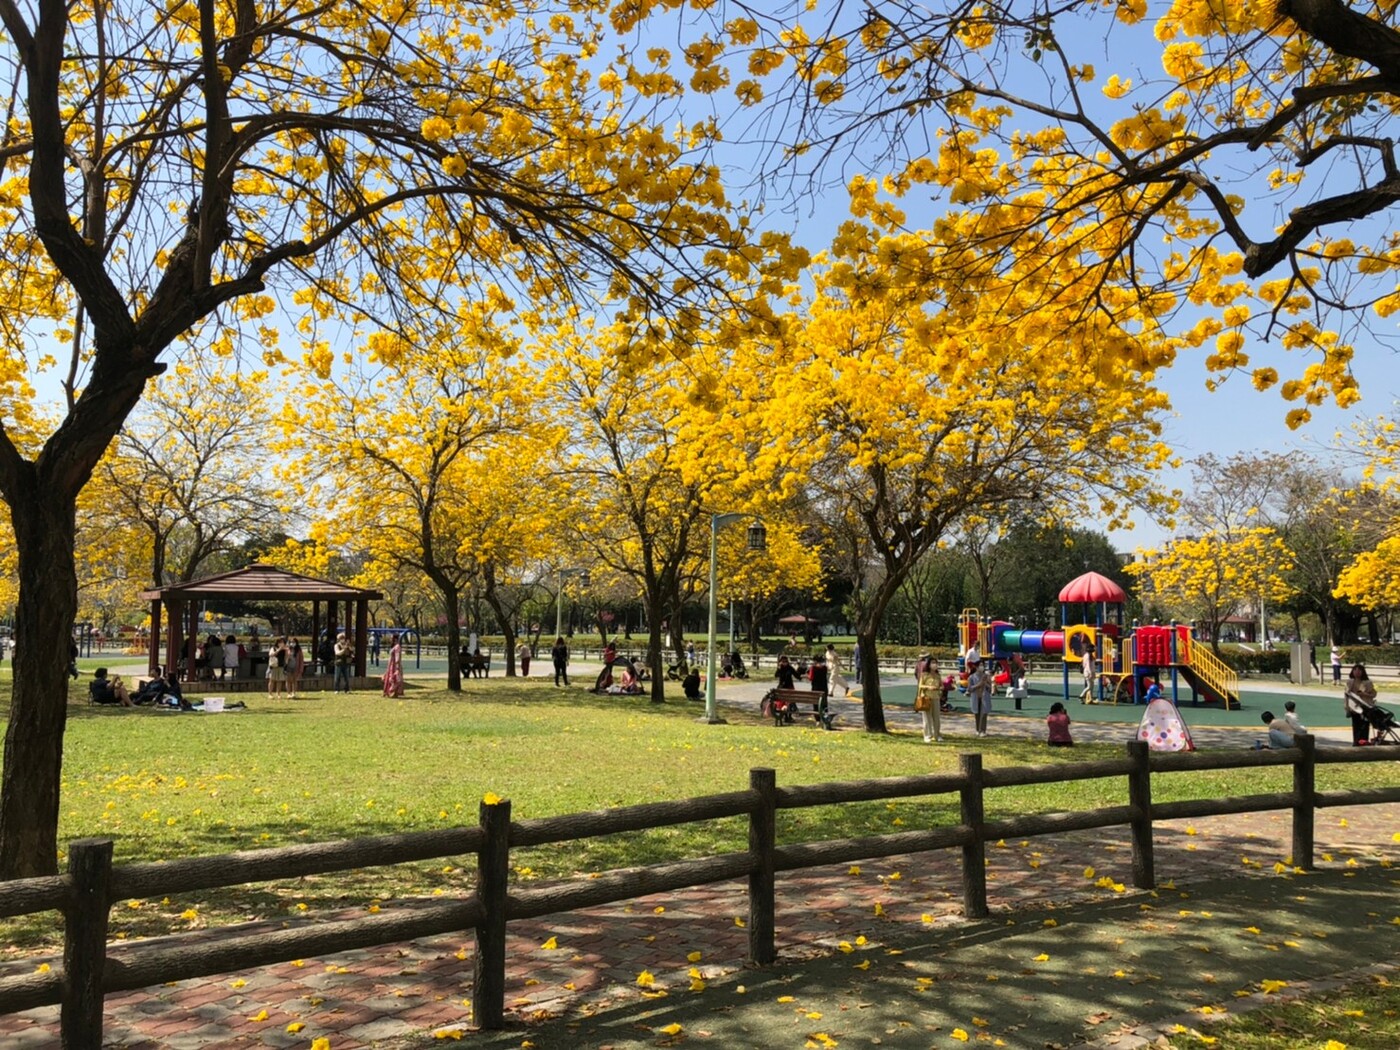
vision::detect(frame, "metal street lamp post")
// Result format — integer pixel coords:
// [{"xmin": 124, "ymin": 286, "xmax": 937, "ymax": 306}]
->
[
  {"xmin": 704, "ymin": 514, "xmax": 766, "ymax": 724},
  {"xmin": 554, "ymin": 567, "xmax": 590, "ymax": 639}
]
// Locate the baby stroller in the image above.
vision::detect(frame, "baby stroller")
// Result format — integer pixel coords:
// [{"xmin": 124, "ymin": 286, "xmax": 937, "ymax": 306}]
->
[
  {"xmin": 725, "ymin": 650, "xmax": 749, "ymax": 679},
  {"xmin": 666, "ymin": 658, "xmax": 688, "ymax": 681},
  {"xmin": 1362, "ymin": 702, "xmax": 1400, "ymax": 744}
]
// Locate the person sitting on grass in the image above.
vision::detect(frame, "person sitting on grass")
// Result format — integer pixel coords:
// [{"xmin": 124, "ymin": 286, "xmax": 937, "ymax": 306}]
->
[
  {"xmin": 682, "ymin": 667, "xmax": 702, "ymax": 700},
  {"xmin": 1283, "ymin": 700, "xmax": 1308, "ymax": 736},
  {"xmin": 89, "ymin": 668, "xmax": 134, "ymax": 707},
  {"xmin": 1046, "ymin": 702, "xmax": 1074, "ymax": 747}
]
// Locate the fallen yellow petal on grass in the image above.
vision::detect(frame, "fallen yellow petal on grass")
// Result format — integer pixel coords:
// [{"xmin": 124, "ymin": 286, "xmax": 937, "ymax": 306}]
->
[
  {"xmin": 1324, "ymin": 1041, "xmax": 1348, "ymax": 1050},
  {"xmin": 1033, "ymin": 953, "xmax": 1050, "ymax": 962},
  {"xmin": 854, "ymin": 959, "xmax": 870, "ymax": 970},
  {"xmin": 848, "ymin": 865, "xmax": 861, "ymax": 875},
  {"xmin": 659, "ymin": 1023, "xmax": 682, "ymax": 1036},
  {"xmin": 687, "ymin": 951, "xmax": 702, "ymax": 962},
  {"xmin": 1260, "ymin": 979, "xmax": 1288, "ymax": 994},
  {"xmin": 777, "ymin": 994, "xmax": 795, "ymax": 1003},
  {"xmin": 248, "ymin": 1009, "xmax": 269, "ymax": 1022},
  {"xmin": 540, "ymin": 937, "xmax": 558, "ymax": 950},
  {"xmin": 952, "ymin": 1029, "xmax": 969, "ymax": 1042},
  {"xmin": 636, "ymin": 971, "xmax": 655, "ymax": 988},
  {"xmin": 482, "ymin": 792, "xmax": 502, "ymax": 806},
  {"xmin": 311, "ymin": 1039, "xmax": 331, "ymax": 1050},
  {"xmin": 287, "ymin": 1022, "xmax": 305, "ymax": 1033}
]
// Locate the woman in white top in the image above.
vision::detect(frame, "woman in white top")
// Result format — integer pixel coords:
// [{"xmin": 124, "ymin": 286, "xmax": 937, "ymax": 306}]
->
[{"xmin": 824, "ymin": 645, "xmax": 849, "ymax": 696}]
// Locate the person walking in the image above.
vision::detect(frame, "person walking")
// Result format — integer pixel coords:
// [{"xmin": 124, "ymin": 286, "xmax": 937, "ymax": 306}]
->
[
  {"xmin": 966, "ymin": 652, "xmax": 993, "ymax": 737},
  {"xmin": 551, "ymin": 636, "xmax": 570, "ymax": 687},
  {"xmin": 1308, "ymin": 642, "xmax": 1320, "ymax": 678},
  {"xmin": 914, "ymin": 671, "xmax": 944, "ymax": 743},
  {"xmin": 288, "ymin": 638, "xmax": 306, "ymax": 698},
  {"xmin": 517, "ymin": 640, "xmax": 532, "ymax": 677},
  {"xmin": 382, "ymin": 633, "xmax": 405, "ymax": 697},
  {"xmin": 824, "ymin": 644, "xmax": 849, "ymax": 697},
  {"xmin": 333, "ymin": 632, "xmax": 354, "ymax": 693},
  {"xmin": 1079, "ymin": 645, "xmax": 1098, "ymax": 703}
]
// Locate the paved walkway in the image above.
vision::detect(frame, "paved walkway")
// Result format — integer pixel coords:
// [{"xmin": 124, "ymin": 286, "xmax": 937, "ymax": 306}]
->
[{"xmin": 3, "ymin": 679, "xmax": 1396, "ymax": 1049}]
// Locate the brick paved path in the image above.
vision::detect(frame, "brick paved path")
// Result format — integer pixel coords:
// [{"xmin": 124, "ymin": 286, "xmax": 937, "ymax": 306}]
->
[{"xmin": 3, "ymin": 797, "xmax": 1398, "ymax": 1049}]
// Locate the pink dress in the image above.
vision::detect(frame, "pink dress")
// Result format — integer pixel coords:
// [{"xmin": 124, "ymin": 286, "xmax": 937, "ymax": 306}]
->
[{"xmin": 382, "ymin": 643, "xmax": 404, "ymax": 698}]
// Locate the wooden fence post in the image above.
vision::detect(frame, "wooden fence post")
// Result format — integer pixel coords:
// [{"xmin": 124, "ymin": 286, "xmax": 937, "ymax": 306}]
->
[
  {"xmin": 1292, "ymin": 734, "xmax": 1316, "ymax": 871},
  {"xmin": 748, "ymin": 768, "xmax": 777, "ymax": 965},
  {"xmin": 1126, "ymin": 741, "xmax": 1155, "ymax": 889},
  {"xmin": 62, "ymin": 837, "xmax": 114, "ymax": 1050},
  {"xmin": 959, "ymin": 753, "xmax": 988, "ymax": 919},
  {"xmin": 474, "ymin": 799, "xmax": 511, "ymax": 1030}
]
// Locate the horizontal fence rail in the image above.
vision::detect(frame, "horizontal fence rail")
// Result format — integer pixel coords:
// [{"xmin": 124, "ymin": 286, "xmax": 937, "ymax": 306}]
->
[{"xmin": 2, "ymin": 737, "xmax": 1398, "ymax": 1048}]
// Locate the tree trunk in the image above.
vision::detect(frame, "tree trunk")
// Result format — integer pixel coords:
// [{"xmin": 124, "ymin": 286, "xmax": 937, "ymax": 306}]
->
[
  {"xmin": 0, "ymin": 490, "xmax": 80, "ymax": 878},
  {"xmin": 855, "ymin": 627, "xmax": 886, "ymax": 732},
  {"xmin": 428, "ymin": 576, "xmax": 462, "ymax": 692},
  {"xmin": 645, "ymin": 598, "xmax": 668, "ymax": 703}
]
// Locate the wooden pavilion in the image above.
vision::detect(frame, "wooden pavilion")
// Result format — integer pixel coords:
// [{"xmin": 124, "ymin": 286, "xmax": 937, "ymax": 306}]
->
[{"xmin": 139, "ymin": 565, "xmax": 382, "ymax": 690}]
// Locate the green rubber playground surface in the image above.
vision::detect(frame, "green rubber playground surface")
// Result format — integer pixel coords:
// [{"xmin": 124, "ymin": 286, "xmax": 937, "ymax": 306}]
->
[{"xmin": 872, "ymin": 677, "xmax": 1362, "ymax": 728}]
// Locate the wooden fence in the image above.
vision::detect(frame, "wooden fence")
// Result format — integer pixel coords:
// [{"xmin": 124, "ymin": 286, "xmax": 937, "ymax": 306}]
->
[{"xmin": 3, "ymin": 738, "xmax": 1399, "ymax": 1048}]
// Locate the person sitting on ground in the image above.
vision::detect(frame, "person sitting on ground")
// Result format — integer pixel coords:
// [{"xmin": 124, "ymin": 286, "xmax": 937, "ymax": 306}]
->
[
  {"xmin": 1261, "ymin": 709, "xmax": 1303, "ymax": 749},
  {"xmin": 617, "ymin": 665, "xmax": 643, "ymax": 694},
  {"xmin": 134, "ymin": 668, "xmax": 193, "ymax": 709},
  {"xmin": 682, "ymin": 667, "xmax": 702, "ymax": 700},
  {"xmin": 1046, "ymin": 702, "xmax": 1074, "ymax": 747},
  {"xmin": 89, "ymin": 668, "xmax": 134, "ymax": 707},
  {"xmin": 1283, "ymin": 699, "xmax": 1308, "ymax": 736}
]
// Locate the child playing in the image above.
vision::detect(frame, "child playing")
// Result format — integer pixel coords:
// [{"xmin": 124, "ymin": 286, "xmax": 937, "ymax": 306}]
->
[{"xmin": 1047, "ymin": 701, "xmax": 1074, "ymax": 747}]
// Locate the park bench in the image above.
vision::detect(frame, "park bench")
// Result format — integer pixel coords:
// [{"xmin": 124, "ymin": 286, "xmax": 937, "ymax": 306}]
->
[
  {"xmin": 462, "ymin": 650, "xmax": 492, "ymax": 678},
  {"xmin": 762, "ymin": 687, "xmax": 833, "ymax": 728}
]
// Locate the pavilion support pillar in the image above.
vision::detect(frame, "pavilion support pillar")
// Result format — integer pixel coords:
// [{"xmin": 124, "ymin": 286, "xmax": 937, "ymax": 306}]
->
[
  {"xmin": 164, "ymin": 599, "xmax": 183, "ymax": 677},
  {"xmin": 355, "ymin": 600, "xmax": 369, "ymax": 678},
  {"xmin": 186, "ymin": 602, "xmax": 199, "ymax": 681},
  {"xmin": 148, "ymin": 600, "xmax": 162, "ymax": 675},
  {"xmin": 311, "ymin": 601, "xmax": 321, "ymax": 671}
]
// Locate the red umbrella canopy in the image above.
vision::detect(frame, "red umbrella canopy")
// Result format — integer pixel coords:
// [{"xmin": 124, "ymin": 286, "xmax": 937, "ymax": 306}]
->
[{"xmin": 1058, "ymin": 571, "xmax": 1127, "ymax": 605}]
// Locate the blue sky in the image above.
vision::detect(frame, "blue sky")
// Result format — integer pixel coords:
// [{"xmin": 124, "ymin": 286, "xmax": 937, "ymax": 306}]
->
[{"xmin": 1123, "ymin": 339, "xmax": 1397, "ymax": 547}]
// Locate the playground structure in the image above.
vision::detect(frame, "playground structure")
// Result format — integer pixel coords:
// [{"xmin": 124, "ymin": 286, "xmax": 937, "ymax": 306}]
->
[{"xmin": 958, "ymin": 571, "xmax": 1240, "ymax": 711}]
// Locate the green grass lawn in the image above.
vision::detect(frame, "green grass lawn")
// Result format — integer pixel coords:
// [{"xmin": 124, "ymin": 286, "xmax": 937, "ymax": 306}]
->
[
  {"xmin": 1166, "ymin": 975, "xmax": 1400, "ymax": 1049},
  {"xmin": 0, "ymin": 673, "xmax": 1390, "ymax": 955}
]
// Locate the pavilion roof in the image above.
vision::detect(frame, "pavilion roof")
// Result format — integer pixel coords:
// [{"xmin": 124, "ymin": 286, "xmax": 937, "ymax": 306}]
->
[{"xmin": 139, "ymin": 564, "xmax": 381, "ymax": 602}]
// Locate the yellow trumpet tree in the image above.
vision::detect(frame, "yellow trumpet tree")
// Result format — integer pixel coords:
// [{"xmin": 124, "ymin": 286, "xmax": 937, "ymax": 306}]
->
[
  {"xmin": 0, "ymin": 0, "xmax": 800, "ymax": 875},
  {"xmin": 543, "ymin": 321, "xmax": 821, "ymax": 698},
  {"xmin": 684, "ymin": 0, "xmax": 1400, "ymax": 415},
  {"xmin": 1128, "ymin": 528, "xmax": 1297, "ymax": 651},
  {"xmin": 1335, "ymin": 534, "xmax": 1400, "ymax": 613},
  {"xmin": 723, "ymin": 244, "xmax": 1175, "ymax": 730},
  {"xmin": 89, "ymin": 358, "xmax": 283, "ymax": 589},
  {"xmin": 281, "ymin": 302, "xmax": 548, "ymax": 693}
]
